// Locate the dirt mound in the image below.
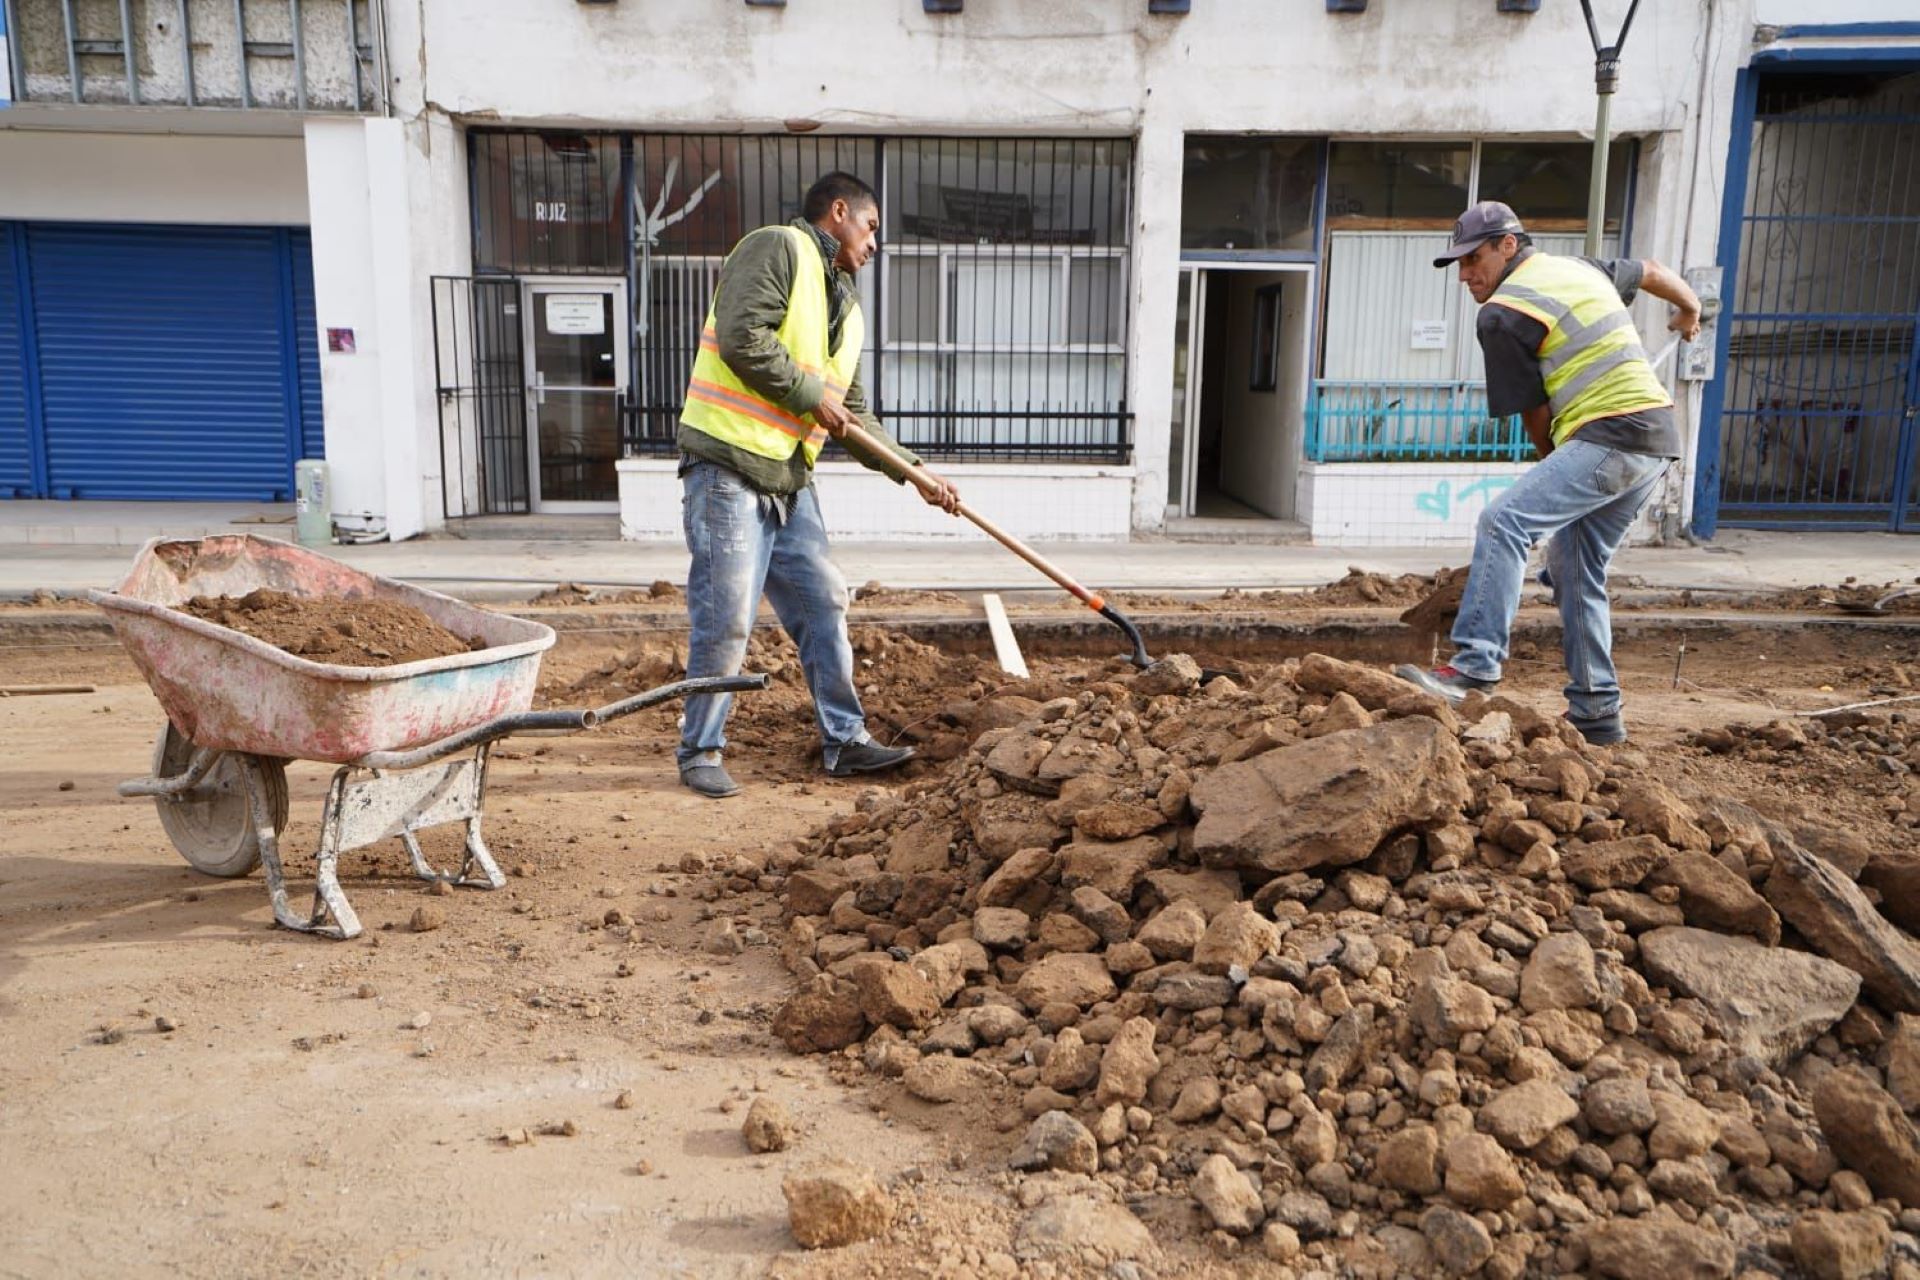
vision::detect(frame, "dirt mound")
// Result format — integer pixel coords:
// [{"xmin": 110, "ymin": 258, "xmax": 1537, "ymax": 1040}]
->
[
  {"xmin": 546, "ymin": 625, "xmax": 1084, "ymax": 779},
  {"xmin": 178, "ymin": 589, "xmax": 482, "ymax": 666},
  {"xmin": 753, "ymin": 650, "xmax": 1920, "ymax": 1272},
  {"xmin": 527, "ymin": 580, "xmax": 683, "ymax": 607},
  {"xmin": 1210, "ymin": 568, "xmax": 1453, "ymax": 614}
]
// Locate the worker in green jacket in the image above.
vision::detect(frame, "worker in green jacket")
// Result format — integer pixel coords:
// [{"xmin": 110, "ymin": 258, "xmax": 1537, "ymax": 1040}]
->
[{"xmin": 675, "ymin": 171, "xmax": 961, "ymax": 798}]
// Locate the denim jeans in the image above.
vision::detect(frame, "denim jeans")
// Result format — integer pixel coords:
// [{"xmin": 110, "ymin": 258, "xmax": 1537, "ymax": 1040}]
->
[
  {"xmin": 677, "ymin": 460, "xmax": 871, "ymax": 771},
  {"xmin": 1449, "ymin": 438, "xmax": 1670, "ymax": 721}
]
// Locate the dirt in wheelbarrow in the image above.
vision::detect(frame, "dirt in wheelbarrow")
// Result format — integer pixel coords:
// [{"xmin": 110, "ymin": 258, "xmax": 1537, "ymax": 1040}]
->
[{"xmin": 178, "ymin": 588, "xmax": 487, "ymax": 667}]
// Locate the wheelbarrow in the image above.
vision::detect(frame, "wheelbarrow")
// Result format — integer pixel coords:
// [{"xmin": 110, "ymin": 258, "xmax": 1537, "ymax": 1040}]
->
[{"xmin": 90, "ymin": 535, "xmax": 765, "ymax": 941}]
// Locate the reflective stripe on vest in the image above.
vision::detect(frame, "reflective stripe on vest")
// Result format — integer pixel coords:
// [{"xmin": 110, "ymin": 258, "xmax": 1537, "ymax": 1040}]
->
[
  {"xmin": 680, "ymin": 224, "xmax": 865, "ymax": 467},
  {"xmin": 1487, "ymin": 253, "xmax": 1672, "ymax": 447}
]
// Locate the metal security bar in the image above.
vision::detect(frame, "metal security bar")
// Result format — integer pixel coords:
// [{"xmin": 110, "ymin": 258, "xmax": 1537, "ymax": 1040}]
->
[
  {"xmin": 2, "ymin": 0, "xmax": 383, "ymax": 112},
  {"xmin": 431, "ymin": 276, "xmax": 528, "ymax": 517},
  {"xmin": 612, "ymin": 133, "xmax": 1135, "ymax": 465},
  {"xmin": 1305, "ymin": 381, "xmax": 1527, "ymax": 462},
  {"xmin": 1715, "ymin": 70, "xmax": 1920, "ymax": 531}
]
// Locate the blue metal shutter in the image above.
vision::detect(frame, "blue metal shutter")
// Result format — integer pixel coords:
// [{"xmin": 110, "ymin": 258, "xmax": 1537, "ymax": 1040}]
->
[
  {"xmin": 288, "ymin": 230, "xmax": 326, "ymax": 464},
  {"xmin": 0, "ymin": 223, "xmax": 34, "ymax": 497},
  {"xmin": 28, "ymin": 223, "xmax": 297, "ymax": 500}
]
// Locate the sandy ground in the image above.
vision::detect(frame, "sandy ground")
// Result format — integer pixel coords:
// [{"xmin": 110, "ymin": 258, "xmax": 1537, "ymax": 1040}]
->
[{"xmin": 1, "ymin": 603, "xmax": 1915, "ymax": 1278}]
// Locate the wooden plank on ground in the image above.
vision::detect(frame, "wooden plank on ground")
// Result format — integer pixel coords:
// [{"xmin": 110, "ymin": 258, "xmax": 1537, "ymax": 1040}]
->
[{"xmin": 981, "ymin": 593, "xmax": 1029, "ymax": 679}]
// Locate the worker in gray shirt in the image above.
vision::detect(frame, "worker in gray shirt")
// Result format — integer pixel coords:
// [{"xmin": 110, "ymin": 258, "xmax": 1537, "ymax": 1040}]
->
[
  {"xmin": 1398, "ymin": 201, "xmax": 1701, "ymax": 746},
  {"xmin": 675, "ymin": 171, "xmax": 962, "ymax": 798}
]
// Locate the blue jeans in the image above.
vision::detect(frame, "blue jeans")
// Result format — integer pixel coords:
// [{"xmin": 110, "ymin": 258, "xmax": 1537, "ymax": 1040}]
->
[
  {"xmin": 677, "ymin": 461, "xmax": 871, "ymax": 771},
  {"xmin": 1449, "ymin": 439, "xmax": 1669, "ymax": 721}
]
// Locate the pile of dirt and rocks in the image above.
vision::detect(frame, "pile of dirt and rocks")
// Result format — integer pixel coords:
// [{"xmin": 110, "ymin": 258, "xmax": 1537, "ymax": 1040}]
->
[
  {"xmin": 178, "ymin": 589, "xmax": 484, "ymax": 666},
  {"xmin": 754, "ymin": 649, "xmax": 1920, "ymax": 1276},
  {"xmin": 527, "ymin": 580, "xmax": 683, "ymax": 607}
]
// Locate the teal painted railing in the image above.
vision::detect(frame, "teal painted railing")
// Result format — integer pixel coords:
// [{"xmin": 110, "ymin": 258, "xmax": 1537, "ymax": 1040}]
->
[{"xmin": 1305, "ymin": 381, "xmax": 1529, "ymax": 462}]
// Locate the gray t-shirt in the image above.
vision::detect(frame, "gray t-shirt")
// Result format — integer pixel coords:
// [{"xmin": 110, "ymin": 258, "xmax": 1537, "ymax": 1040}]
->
[{"xmin": 1476, "ymin": 253, "xmax": 1681, "ymax": 459}]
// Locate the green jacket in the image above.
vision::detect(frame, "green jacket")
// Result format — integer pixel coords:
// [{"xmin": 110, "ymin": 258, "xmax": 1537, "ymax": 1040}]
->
[{"xmin": 678, "ymin": 218, "xmax": 921, "ymax": 496}]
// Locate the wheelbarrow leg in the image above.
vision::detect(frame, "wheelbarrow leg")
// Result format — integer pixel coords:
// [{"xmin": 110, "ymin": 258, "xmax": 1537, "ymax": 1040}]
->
[
  {"xmin": 395, "ymin": 745, "xmax": 505, "ymax": 890},
  {"xmin": 250, "ymin": 759, "xmax": 361, "ymax": 940}
]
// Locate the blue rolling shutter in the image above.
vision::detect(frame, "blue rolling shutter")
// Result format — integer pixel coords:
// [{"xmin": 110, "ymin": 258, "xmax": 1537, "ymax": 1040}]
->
[
  {"xmin": 0, "ymin": 223, "xmax": 34, "ymax": 498},
  {"xmin": 27, "ymin": 223, "xmax": 297, "ymax": 500},
  {"xmin": 288, "ymin": 230, "xmax": 326, "ymax": 464}
]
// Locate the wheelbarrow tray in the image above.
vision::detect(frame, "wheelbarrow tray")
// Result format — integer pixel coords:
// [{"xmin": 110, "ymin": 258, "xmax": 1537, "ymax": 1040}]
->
[{"xmin": 89, "ymin": 535, "xmax": 555, "ymax": 764}]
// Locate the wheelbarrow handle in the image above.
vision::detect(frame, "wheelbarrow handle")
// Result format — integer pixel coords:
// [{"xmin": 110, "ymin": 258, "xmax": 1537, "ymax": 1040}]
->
[{"xmin": 586, "ymin": 673, "xmax": 773, "ymax": 727}]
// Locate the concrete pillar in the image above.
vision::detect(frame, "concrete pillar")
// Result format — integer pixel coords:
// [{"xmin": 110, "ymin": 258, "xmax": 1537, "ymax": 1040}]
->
[
  {"xmin": 1128, "ymin": 116, "xmax": 1184, "ymax": 535},
  {"xmin": 303, "ymin": 117, "xmax": 427, "ymax": 541}
]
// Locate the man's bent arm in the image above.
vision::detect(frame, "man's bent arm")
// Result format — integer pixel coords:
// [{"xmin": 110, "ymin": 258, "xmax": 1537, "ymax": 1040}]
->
[
  {"xmin": 1522, "ymin": 403, "xmax": 1554, "ymax": 460},
  {"xmin": 1637, "ymin": 259, "xmax": 1703, "ymax": 338}
]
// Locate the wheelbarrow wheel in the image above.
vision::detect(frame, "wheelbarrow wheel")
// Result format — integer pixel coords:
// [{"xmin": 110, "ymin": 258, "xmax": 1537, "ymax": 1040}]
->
[{"xmin": 150, "ymin": 723, "xmax": 290, "ymax": 878}]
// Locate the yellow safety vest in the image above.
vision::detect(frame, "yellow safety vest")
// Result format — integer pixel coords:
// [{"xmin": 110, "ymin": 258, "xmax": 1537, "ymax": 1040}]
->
[
  {"xmin": 680, "ymin": 225, "xmax": 864, "ymax": 467},
  {"xmin": 1486, "ymin": 252, "xmax": 1672, "ymax": 447}
]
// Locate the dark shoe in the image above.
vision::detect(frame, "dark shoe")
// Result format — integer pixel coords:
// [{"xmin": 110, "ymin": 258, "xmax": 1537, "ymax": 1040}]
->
[
  {"xmin": 680, "ymin": 763, "xmax": 741, "ymax": 798},
  {"xmin": 1393, "ymin": 663, "xmax": 1498, "ymax": 706},
  {"xmin": 1566, "ymin": 710, "xmax": 1627, "ymax": 746},
  {"xmin": 826, "ymin": 741, "xmax": 916, "ymax": 778}
]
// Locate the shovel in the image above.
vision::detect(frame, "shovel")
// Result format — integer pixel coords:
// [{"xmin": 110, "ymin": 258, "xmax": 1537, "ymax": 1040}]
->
[
  {"xmin": 841, "ymin": 422, "xmax": 1231, "ymax": 681},
  {"xmin": 1829, "ymin": 585, "xmax": 1920, "ymax": 617}
]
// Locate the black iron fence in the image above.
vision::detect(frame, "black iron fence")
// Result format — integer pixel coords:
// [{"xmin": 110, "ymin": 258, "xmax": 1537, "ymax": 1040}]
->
[
  {"xmin": 430, "ymin": 275, "xmax": 528, "ymax": 517},
  {"xmin": 467, "ymin": 130, "xmax": 1135, "ymax": 470}
]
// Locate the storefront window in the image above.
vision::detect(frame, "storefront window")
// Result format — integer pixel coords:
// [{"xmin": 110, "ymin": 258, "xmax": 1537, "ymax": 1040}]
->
[
  {"xmin": 471, "ymin": 132, "xmax": 626, "ymax": 274},
  {"xmin": 1477, "ymin": 140, "xmax": 1632, "ymax": 234},
  {"xmin": 1325, "ymin": 142, "xmax": 1473, "ymax": 229},
  {"xmin": 1181, "ymin": 136, "xmax": 1320, "ymax": 251}
]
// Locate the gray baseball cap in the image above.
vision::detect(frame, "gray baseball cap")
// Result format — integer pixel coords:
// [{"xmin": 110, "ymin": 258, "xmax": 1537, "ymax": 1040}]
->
[{"xmin": 1433, "ymin": 201, "xmax": 1527, "ymax": 267}]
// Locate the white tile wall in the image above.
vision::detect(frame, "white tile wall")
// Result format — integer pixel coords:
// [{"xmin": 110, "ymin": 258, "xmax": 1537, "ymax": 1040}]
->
[
  {"xmin": 1297, "ymin": 461, "xmax": 1663, "ymax": 548},
  {"xmin": 617, "ymin": 460, "xmax": 1134, "ymax": 542}
]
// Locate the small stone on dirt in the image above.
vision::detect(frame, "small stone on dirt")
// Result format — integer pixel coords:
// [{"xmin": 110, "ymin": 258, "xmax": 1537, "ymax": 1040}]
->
[
  {"xmin": 743, "ymin": 1097, "xmax": 796, "ymax": 1153},
  {"xmin": 782, "ymin": 1161, "xmax": 894, "ymax": 1249}
]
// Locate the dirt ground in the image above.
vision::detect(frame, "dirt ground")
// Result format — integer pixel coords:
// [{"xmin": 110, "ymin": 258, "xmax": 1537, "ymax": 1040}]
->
[{"xmin": 1, "ymin": 598, "xmax": 1916, "ymax": 1278}]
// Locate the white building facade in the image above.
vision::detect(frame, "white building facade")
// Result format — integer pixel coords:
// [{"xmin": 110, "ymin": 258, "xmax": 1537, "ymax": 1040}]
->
[{"xmin": 2, "ymin": 0, "xmax": 1915, "ymax": 543}]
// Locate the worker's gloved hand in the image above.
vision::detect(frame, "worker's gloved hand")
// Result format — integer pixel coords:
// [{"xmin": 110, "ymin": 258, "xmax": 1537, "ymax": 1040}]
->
[
  {"xmin": 917, "ymin": 469, "xmax": 962, "ymax": 515},
  {"xmin": 811, "ymin": 393, "xmax": 855, "ymax": 440}
]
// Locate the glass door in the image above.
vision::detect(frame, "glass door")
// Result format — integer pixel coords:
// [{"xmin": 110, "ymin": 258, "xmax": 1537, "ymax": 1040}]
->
[
  {"xmin": 1166, "ymin": 268, "xmax": 1205, "ymax": 517},
  {"xmin": 523, "ymin": 281, "xmax": 628, "ymax": 509}
]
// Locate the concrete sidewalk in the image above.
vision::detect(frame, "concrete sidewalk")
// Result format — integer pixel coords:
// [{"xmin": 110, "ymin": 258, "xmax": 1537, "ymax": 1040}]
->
[{"xmin": 0, "ymin": 526, "xmax": 1911, "ymax": 602}]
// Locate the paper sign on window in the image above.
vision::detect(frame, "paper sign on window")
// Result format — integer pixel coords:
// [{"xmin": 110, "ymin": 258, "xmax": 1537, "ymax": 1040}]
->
[
  {"xmin": 1410, "ymin": 320, "xmax": 1448, "ymax": 350},
  {"xmin": 545, "ymin": 295, "xmax": 606, "ymax": 336}
]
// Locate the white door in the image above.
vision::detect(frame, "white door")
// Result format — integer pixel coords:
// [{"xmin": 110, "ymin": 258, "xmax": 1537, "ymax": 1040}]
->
[{"xmin": 523, "ymin": 280, "xmax": 628, "ymax": 511}]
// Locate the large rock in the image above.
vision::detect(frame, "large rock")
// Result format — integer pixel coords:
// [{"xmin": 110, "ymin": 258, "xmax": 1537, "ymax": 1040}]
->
[
  {"xmin": 1015, "ymin": 952, "xmax": 1117, "ymax": 1011},
  {"xmin": 1010, "ymin": 1110, "xmax": 1098, "ymax": 1175},
  {"xmin": 1583, "ymin": 1076, "xmax": 1657, "ymax": 1136},
  {"xmin": 1419, "ymin": 1205, "xmax": 1494, "ymax": 1277},
  {"xmin": 1616, "ymin": 781, "xmax": 1713, "ymax": 852},
  {"xmin": 1305, "ymin": 1006, "xmax": 1373, "ymax": 1094},
  {"xmin": 1582, "ymin": 1210, "xmax": 1735, "ymax": 1280},
  {"xmin": 885, "ymin": 818, "xmax": 957, "ymax": 875},
  {"xmin": 1888, "ymin": 1015, "xmax": 1920, "ymax": 1112},
  {"xmin": 1190, "ymin": 718, "xmax": 1471, "ymax": 874},
  {"xmin": 1192, "ymin": 1154, "xmax": 1264, "ymax": 1234},
  {"xmin": 851, "ymin": 960, "xmax": 941, "ymax": 1030},
  {"xmin": 1519, "ymin": 932, "xmax": 1602, "ymax": 1012},
  {"xmin": 1478, "ymin": 1078, "xmax": 1578, "ymax": 1151},
  {"xmin": 1646, "ymin": 849, "xmax": 1780, "ymax": 944},
  {"xmin": 1095, "ymin": 1017, "xmax": 1161, "ymax": 1106},
  {"xmin": 1813, "ymin": 1068, "xmax": 1920, "ymax": 1208},
  {"xmin": 1136, "ymin": 899, "xmax": 1208, "ymax": 960},
  {"xmin": 1562, "ymin": 835, "xmax": 1670, "ymax": 892},
  {"xmin": 774, "ymin": 977, "xmax": 868, "ymax": 1054},
  {"xmin": 1058, "ymin": 836, "xmax": 1163, "ymax": 904},
  {"xmin": 1860, "ymin": 851, "xmax": 1920, "ymax": 936},
  {"xmin": 1375, "ymin": 1124, "xmax": 1442, "ymax": 1196},
  {"xmin": 1015, "ymin": 1196, "xmax": 1155, "ymax": 1261},
  {"xmin": 1298, "ymin": 652, "xmax": 1419, "ymax": 710},
  {"xmin": 1789, "ymin": 1209, "xmax": 1891, "ymax": 1280},
  {"xmin": 1410, "ymin": 972, "xmax": 1499, "ymax": 1046},
  {"xmin": 1767, "ymin": 836, "xmax": 1920, "ymax": 1014},
  {"xmin": 1193, "ymin": 902, "xmax": 1281, "ymax": 975},
  {"xmin": 1637, "ymin": 926, "xmax": 1860, "ymax": 1067},
  {"xmin": 783, "ymin": 1162, "xmax": 894, "ymax": 1249},
  {"xmin": 902, "ymin": 1055, "xmax": 993, "ymax": 1104},
  {"xmin": 1443, "ymin": 1132, "xmax": 1524, "ymax": 1210},
  {"xmin": 978, "ymin": 847, "xmax": 1055, "ymax": 909}
]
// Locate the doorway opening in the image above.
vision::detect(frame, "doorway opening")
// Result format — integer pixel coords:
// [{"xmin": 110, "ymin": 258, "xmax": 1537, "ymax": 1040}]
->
[{"xmin": 1166, "ymin": 265, "xmax": 1314, "ymax": 532}]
